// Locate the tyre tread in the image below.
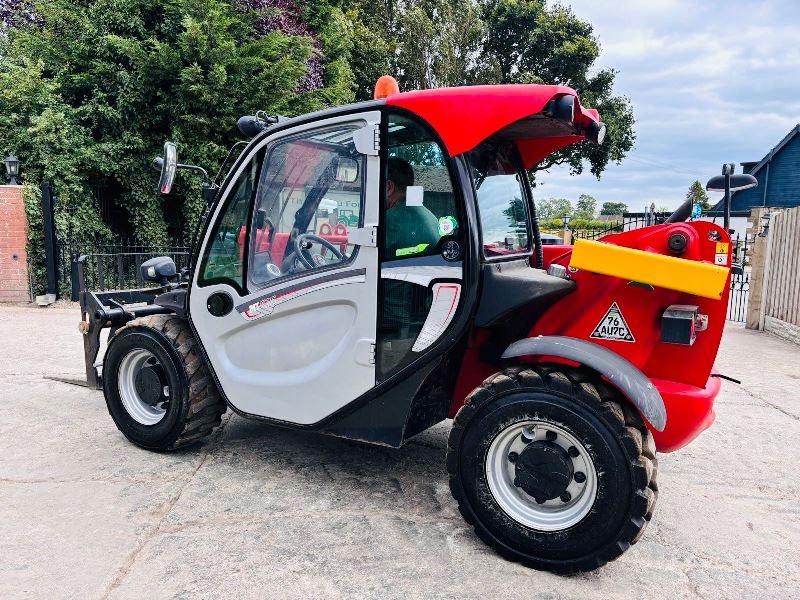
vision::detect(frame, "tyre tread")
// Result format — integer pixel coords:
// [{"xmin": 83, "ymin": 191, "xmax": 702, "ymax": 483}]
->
[
  {"xmin": 113, "ymin": 315, "xmax": 226, "ymax": 450},
  {"xmin": 448, "ymin": 364, "xmax": 659, "ymax": 573}
]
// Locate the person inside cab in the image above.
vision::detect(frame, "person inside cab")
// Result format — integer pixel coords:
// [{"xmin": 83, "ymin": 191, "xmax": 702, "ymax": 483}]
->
[{"xmin": 385, "ymin": 157, "xmax": 440, "ymax": 258}]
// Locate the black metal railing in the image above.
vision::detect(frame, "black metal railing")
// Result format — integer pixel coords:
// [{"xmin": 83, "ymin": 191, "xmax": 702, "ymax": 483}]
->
[
  {"xmin": 571, "ymin": 212, "xmax": 671, "ymax": 241},
  {"xmin": 570, "ymin": 210, "xmax": 754, "ymax": 242},
  {"xmin": 60, "ymin": 242, "xmax": 191, "ymax": 300}
]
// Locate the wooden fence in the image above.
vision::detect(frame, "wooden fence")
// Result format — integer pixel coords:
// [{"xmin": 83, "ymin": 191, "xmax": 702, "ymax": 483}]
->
[{"xmin": 748, "ymin": 206, "xmax": 800, "ymax": 344}]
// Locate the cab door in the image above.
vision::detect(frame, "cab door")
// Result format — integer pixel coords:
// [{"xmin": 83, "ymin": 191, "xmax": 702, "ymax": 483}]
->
[
  {"xmin": 376, "ymin": 111, "xmax": 467, "ymax": 381},
  {"xmin": 189, "ymin": 112, "xmax": 381, "ymax": 425}
]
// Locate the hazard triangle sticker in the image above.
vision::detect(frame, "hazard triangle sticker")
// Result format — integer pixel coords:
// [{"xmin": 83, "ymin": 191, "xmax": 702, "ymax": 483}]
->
[{"xmin": 590, "ymin": 302, "xmax": 635, "ymax": 342}]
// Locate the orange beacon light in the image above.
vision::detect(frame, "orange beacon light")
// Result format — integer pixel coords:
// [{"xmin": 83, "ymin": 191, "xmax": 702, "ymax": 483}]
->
[{"xmin": 374, "ymin": 75, "xmax": 400, "ymax": 99}]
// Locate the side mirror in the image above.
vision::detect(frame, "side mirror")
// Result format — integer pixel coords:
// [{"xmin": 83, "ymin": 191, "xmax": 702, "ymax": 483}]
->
[
  {"xmin": 140, "ymin": 256, "xmax": 177, "ymax": 286},
  {"xmin": 154, "ymin": 142, "xmax": 178, "ymax": 194},
  {"xmin": 334, "ymin": 156, "xmax": 359, "ymax": 183}
]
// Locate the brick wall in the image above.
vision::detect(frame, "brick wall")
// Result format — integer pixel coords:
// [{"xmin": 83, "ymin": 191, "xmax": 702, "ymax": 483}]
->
[{"xmin": 0, "ymin": 185, "xmax": 30, "ymax": 302}]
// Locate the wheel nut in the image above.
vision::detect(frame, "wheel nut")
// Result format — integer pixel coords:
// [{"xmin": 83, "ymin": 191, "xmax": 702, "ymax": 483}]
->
[
  {"xmin": 568, "ymin": 445, "xmax": 579, "ymax": 457},
  {"xmin": 574, "ymin": 471, "xmax": 586, "ymax": 483},
  {"xmin": 560, "ymin": 492, "xmax": 571, "ymax": 503},
  {"xmin": 545, "ymin": 430, "xmax": 557, "ymax": 442},
  {"xmin": 535, "ymin": 497, "xmax": 546, "ymax": 504},
  {"xmin": 520, "ymin": 433, "xmax": 534, "ymax": 444},
  {"xmin": 508, "ymin": 452, "xmax": 519, "ymax": 463}
]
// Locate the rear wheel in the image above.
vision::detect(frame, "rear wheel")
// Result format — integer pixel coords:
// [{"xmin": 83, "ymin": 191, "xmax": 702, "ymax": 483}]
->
[
  {"xmin": 103, "ymin": 315, "xmax": 227, "ymax": 451},
  {"xmin": 447, "ymin": 366, "xmax": 658, "ymax": 573}
]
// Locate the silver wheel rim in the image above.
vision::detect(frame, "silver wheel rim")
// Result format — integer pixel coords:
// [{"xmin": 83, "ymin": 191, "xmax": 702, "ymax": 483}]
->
[
  {"xmin": 485, "ymin": 420, "xmax": 598, "ymax": 531},
  {"xmin": 117, "ymin": 349, "xmax": 168, "ymax": 426}
]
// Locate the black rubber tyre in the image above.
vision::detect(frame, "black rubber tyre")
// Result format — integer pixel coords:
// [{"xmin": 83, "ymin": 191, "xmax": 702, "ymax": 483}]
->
[
  {"xmin": 447, "ymin": 366, "xmax": 658, "ymax": 574},
  {"xmin": 103, "ymin": 315, "xmax": 227, "ymax": 451}
]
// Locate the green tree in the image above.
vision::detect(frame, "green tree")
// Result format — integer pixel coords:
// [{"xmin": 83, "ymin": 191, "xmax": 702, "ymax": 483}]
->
[
  {"xmin": 0, "ymin": 0, "xmax": 355, "ymax": 245},
  {"xmin": 346, "ymin": 0, "xmax": 635, "ymax": 177},
  {"xmin": 480, "ymin": 0, "xmax": 634, "ymax": 178},
  {"xmin": 574, "ymin": 194, "xmax": 597, "ymax": 219},
  {"xmin": 600, "ymin": 201, "xmax": 628, "ymax": 216},
  {"xmin": 536, "ymin": 197, "xmax": 573, "ymax": 221},
  {"xmin": 686, "ymin": 179, "xmax": 712, "ymax": 211}
]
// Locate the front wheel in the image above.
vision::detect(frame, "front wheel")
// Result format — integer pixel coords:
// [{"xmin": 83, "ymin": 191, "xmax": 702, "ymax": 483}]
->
[
  {"xmin": 447, "ymin": 366, "xmax": 658, "ymax": 573},
  {"xmin": 103, "ymin": 315, "xmax": 227, "ymax": 451}
]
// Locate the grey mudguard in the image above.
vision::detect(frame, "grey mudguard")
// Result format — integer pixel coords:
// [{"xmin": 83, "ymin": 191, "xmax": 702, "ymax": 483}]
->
[{"xmin": 502, "ymin": 336, "xmax": 667, "ymax": 431}]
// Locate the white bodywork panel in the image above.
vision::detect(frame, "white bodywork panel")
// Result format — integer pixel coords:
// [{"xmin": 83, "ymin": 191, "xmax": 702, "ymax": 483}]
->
[
  {"xmin": 381, "ymin": 259, "xmax": 464, "ymax": 352},
  {"xmin": 190, "ymin": 112, "xmax": 381, "ymax": 425},
  {"xmin": 412, "ymin": 283, "xmax": 462, "ymax": 352}
]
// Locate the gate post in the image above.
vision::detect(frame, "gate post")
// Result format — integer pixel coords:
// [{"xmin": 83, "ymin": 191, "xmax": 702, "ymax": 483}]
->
[
  {"xmin": 70, "ymin": 253, "xmax": 80, "ymax": 301},
  {"xmin": 746, "ymin": 207, "xmax": 768, "ymax": 329},
  {"xmin": 41, "ymin": 182, "xmax": 59, "ymax": 300},
  {"xmin": 0, "ymin": 184, "xmax": 30, "ymax": 302}
]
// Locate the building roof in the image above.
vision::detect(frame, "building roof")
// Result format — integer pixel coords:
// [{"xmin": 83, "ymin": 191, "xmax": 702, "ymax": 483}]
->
[
  {"xmin": 713, "ymin": 123, "xmax": 800, "ymax": 211},
  {"xmin": 744, "ymin": 124, "xmax": 800, "ymax": 176}
]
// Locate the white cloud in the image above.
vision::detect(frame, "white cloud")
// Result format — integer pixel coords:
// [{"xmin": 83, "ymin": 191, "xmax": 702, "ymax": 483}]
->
[{"xmin": 540, "ymin": 1, "xmax": 800, "ymax": 210}]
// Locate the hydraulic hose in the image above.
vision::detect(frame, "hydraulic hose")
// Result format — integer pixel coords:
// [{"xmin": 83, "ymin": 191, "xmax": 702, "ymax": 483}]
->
[{"xmin": 531, "ymin": 205, "xmax": 544, "ymax": 269}]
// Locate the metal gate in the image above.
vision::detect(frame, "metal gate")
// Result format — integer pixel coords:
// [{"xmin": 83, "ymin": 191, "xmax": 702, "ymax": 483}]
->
[
  {"xmin": 727, "ymin": 271, "xmax": 750, "ymax": 322},
  {"xmin": 40, "ymin": 182, "xmax": 191, "ymax": 300}
]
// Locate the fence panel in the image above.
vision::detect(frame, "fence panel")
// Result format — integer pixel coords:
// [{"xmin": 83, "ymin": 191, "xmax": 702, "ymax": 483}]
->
[
  {"xmin": 764, "ymin": 207, "xmax": 800, "ymax": 326},
  {"xmin": 56, "ymin": 232, "xmax": 191, "ymax": 299}
]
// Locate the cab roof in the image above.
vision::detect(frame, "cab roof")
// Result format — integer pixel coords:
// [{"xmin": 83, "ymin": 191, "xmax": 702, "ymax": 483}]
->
[{"xmin": 384, "ymin": 84, "xmax": 601, "ymax": 168}]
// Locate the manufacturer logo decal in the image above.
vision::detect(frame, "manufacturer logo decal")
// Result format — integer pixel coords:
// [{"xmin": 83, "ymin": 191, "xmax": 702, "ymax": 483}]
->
[
  {"xmin": 237, "ymin": 269, "xmax": 366, "ymax": 322},
  {"xmin": 590, "ymin": 302, "xmax": 635, "ymax": 342}
]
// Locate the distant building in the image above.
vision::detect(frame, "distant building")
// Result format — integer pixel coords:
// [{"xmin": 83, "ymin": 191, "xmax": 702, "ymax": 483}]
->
[{"xmin": 713, "ymin": 124, "xmax": 800, "ymax": 211}]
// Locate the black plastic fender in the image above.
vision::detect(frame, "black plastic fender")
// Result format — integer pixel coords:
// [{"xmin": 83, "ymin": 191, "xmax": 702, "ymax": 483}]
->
[{"xmin": 502, "ymin": 336, "xmax": 667, "ymax": 431}]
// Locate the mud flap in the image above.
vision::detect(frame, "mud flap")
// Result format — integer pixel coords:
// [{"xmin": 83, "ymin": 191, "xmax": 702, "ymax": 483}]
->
[{"xmin": 502, "ymin": 335, "xmax": 667, "ymax": 431}]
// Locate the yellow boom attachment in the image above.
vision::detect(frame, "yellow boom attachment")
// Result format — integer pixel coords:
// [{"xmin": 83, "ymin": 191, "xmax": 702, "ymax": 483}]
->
[{"xmin": 569, "ymin": 239, "xmax": 729, "ymax": 300}]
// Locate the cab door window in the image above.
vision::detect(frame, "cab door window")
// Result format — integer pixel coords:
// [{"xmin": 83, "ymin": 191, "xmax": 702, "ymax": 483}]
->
[
  {"xmin": 383, "ymin": 114, "xmax": 460, "ymax": 258},
  {"xmin": 248, "ymin": 125, "xmax": 366, "ymax": 289},
  {"xmin": 198, "ymin": 152, "xmax": 262, "ymax": 293}
]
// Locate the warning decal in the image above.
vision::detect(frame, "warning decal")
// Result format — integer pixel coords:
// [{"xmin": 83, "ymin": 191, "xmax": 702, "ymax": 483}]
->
[{"xmin": 590, "ymin": 302, "xmax": 635, "ymax": 342}]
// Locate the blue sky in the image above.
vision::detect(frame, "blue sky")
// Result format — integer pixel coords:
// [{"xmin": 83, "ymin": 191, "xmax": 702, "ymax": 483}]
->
[{"xmin": 536, "ymin": 0, "xmax": 800, "ymax": 212}]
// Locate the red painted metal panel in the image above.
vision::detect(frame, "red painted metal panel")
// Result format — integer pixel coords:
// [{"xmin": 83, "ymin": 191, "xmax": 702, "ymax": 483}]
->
[
  {"xmin": 385, "ymin": 85, "xmax": 600, "ymax": 167},
  {"xmin": 450, "ymin": 221, "xmax": 733, "ymax": 453}
]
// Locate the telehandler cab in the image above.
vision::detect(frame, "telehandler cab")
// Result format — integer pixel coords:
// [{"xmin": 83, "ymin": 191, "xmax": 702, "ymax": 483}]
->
[{"xmin": 79, "ymin": 78, "xmax": 736, "ymax": 573}]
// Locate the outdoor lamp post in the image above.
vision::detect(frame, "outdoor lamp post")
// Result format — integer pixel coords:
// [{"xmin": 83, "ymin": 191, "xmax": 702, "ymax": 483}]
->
[
  {"xmin": 4, "ymin": 154, "xmax": 20, "ymax": 185},
  {"xmin": 705, "ymin": 163, "xmax": 757, "ymax": 232},
  {"xmin": 562, "ymin": 213, "xmax": 572, "ymax": 244},
  {"xmin": 758, "ymin": 212, "xmax": 771, "ymax": 238}
]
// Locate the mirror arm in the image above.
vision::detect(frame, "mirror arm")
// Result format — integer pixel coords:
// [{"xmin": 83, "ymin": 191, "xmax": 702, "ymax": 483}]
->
[{"xmin": 177, "ymin": 162, "xmax": 210, "ymax": 183}]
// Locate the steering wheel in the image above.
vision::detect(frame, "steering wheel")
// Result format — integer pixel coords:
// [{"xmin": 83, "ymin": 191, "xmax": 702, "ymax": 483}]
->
[{"xmin": 294, "ymin": 233, "xmax": 344, "ymax": 269}]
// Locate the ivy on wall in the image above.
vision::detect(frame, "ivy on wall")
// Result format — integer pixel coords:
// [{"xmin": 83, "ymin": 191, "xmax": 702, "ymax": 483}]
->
[{"xmin": 1, "ymin": 0, "xmax": 355, "ymax": 289}]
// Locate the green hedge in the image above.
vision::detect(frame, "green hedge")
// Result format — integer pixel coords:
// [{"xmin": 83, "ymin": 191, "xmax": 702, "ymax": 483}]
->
[{"xmin": 540, "ymin": 218, "xmax": 621, "ymax": 229}]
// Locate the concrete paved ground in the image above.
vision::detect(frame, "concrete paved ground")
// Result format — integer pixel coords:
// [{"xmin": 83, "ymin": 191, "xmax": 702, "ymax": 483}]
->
[{"xmin": 1, "ymin": 304, "xmax": 799, "ymax": 599}]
